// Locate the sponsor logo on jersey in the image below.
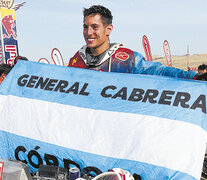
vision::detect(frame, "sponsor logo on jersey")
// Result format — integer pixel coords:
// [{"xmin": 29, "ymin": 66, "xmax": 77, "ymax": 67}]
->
[
  {"xmin": 72, "ymin": 58, "xmax": 78, "ymax": 65},
  {"xmin": 115, "ymin": 52, "xmax": 129, "ymax": 61}
]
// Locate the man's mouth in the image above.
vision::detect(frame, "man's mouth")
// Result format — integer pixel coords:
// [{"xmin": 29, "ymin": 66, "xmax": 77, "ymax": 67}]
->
[{"xmin": 87, "ymin": 38, "xmax": 95, "ymax": 43}]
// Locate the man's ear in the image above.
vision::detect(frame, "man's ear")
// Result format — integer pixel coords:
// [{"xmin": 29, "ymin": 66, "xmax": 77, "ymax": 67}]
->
[{"xmin": 106, "ymin": 24, "xmax": 113, "ymax": 36}]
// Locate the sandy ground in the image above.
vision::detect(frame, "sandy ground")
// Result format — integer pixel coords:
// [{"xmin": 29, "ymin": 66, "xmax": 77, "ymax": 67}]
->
[{"xmin": 152, "ymin": 53, "xmax": 207, "ymax": 72}]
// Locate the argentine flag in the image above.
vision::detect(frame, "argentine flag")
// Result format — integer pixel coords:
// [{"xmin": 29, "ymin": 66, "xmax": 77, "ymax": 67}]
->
[{"xmin": 0, "ymin": 61, "xmax": 207, "ymax": 180}]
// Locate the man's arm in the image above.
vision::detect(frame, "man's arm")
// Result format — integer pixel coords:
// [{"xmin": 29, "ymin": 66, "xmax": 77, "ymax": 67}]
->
[{"xmin": 133, "ymin": 51, "xmax": 197, "ymax": 79}]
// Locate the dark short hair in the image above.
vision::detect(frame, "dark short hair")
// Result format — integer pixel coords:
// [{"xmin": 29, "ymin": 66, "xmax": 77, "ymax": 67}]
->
[
  {"xmin": 0, "ymin": 64, "xmax": 13, "ymax": 76},
  {"xmin": 83, "ymin": 5, "xmax": 113, "ymax": 25},
  {"xmin": 13, "ymin": 55, "xmax": 28, "ymax": 65},
  {"xmin": 198, "ymin": 63, "xmax": 207, "ymax": 71}
]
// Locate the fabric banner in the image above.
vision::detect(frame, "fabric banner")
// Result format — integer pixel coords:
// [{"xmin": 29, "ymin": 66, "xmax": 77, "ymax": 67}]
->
[
  {"xmin": 142, "ymin": 35, "xmax": 152, "ymax": 61},
  {"xmin": 0, "ymin": 61, "xmax": 207, "ymax": 180},
  {"xmin": 163, "ymin": 40, "xmax": 172, "ymax": 67},
  {"xmin": 0, "ymin": 8, "xmax": 19, "ymax": 65}
]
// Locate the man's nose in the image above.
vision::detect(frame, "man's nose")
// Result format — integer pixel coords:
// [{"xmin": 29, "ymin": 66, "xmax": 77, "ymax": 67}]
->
[{"xmin": 86, "ymin": 26, "xmax": 93, "ymax": 36}]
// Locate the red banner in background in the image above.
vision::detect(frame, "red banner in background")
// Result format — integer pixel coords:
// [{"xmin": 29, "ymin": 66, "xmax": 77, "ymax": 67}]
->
[
  {"xmin": 38, "ymin": 58, "xmax": 50, "ymax": 64},
  {"xmin": 142, "ymin": 35, "xmax": 152, "ymax": 61},
  {"xmin": 51, "ymin": 48, "xmax": 64, "ymax": 66},
  {"xmin": 163, "ymin": 40, "xmax": 172, "ymax": 67},
  {"xmin": 0, "ymin": 162, "xmax": 4, "ymax": 180},
  {"xmin": 0, "ymin": 8, "xmax": 19, "ymax": 65}
]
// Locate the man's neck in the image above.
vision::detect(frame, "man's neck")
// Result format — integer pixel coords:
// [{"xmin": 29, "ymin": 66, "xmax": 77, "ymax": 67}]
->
[{"xmin": 89, "ymin": 43, "xmax": 110, "ymax": 56}]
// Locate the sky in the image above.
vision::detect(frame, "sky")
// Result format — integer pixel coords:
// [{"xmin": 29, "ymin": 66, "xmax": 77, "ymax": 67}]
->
[{"xmin": 12, "ymin": 0, "xmax": 207, "ymax": 64}]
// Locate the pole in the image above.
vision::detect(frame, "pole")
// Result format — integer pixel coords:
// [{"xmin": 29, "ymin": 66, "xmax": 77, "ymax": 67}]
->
[{"xmin": 187, "ymin": 45, "xmax": 189, "ymax": 71}]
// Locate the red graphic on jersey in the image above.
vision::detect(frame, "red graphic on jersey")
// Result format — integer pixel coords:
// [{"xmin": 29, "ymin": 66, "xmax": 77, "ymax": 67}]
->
[{"xmin": 115, "ymin": 52, "xmax": 129, "ymax": 61}]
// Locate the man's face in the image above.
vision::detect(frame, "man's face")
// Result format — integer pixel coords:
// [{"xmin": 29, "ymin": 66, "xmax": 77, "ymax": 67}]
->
[
  {"xmin": 83, "ymin": 14, "xmax": 112, "ymax": 52},
  {"xmin": 198, "ymin": 69, "xmax": 207, "ymax": 74}
]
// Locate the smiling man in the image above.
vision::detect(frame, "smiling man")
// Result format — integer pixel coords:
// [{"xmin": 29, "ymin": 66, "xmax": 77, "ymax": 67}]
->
[
  {"xmin": 68, "ymin": 5, "xmax": 138, "ymax": 73},
  {"xmin": 67, "ymin": 5, "xmax": 196, "ymax": 79}
]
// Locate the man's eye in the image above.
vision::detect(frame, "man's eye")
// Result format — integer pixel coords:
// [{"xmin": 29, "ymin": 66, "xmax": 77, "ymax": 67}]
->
[
  {"xmin": 92, "ymin": 25, "xmax": 99, "ymax": 29},
  {"xmin": 83, "ymin": 25, "xmax": 88, "ymax": 29}
]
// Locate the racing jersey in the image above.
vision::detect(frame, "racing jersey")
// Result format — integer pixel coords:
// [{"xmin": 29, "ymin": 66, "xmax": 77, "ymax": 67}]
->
[
  {"xmin": 68, "ymin": 43, "xmax": 136, "ymax": 73},
  {"xmin": 68, "ymin": 43, "xmax": 196, "ymax": 79}
]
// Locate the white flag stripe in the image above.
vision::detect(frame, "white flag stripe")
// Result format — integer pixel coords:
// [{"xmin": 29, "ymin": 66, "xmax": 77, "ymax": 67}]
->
[{"xmin": 0, "ymin": 95, "xmax": 206, "ymax": 179}]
